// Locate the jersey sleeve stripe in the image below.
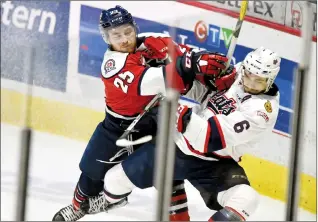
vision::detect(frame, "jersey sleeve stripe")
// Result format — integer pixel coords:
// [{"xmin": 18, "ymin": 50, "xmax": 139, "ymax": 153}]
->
[
  {"xmin": 206, "ymin": 116, "xmax": 226, "ymax": 153},
  {"xmin": 213, "ymin": 116, "xmax": 226, "ymax": 148},
  {"xmin": 182, "ymin": 135, "xmax": 230, "ymax": 160},
  {"xmin": 183, "ymin": 136, "xmax": 206, "ymax": 157},
  {"xmin": 203, "ymin": 123, "xmax": 211, "ymax": 153},
  {"xmin": 137, "ymin": 67, "xmax": 150, "ymax": 96}
]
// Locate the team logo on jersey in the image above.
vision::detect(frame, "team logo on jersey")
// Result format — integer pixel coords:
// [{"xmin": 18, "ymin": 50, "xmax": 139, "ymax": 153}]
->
[
  {"xmin": 264, "ymin": 100, "xmax": 272, "ymax": 113},
  {"xmin": 104, "ymin": 59, "xmax": 116, "ymax": 73},
  {"xmin": 207, "ymin": 90, "xmax": 236, "ymax": 115}
]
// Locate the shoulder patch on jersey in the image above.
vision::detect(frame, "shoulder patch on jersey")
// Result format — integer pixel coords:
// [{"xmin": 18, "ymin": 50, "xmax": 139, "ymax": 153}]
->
[
  {"xmin": 104, "ymin": 59, "xmax": 116, "ymax": 73},
  {"xmin": 264, "ymin": 100, "xmax": 272, "ymax": 113},
  {"xmin": 101, "ymin": 50, "xmax": 129, "ymax": 79},
  {"xmin": 257, "ymin": 110, "xmax": 269, "ymax": 122}
]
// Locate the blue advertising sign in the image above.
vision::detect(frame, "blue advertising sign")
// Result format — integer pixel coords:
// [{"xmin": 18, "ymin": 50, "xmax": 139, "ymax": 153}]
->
[
  {"xmin": 207, "ymin": 24, "xmax": 221, "ymax": 47},
  {"xmin": 78, "ymin": 5, "xmax": 296, "ymax": 135},
  {"xmin": 1, "ymin": 1, "xmax": 70, "ymax": 91}
]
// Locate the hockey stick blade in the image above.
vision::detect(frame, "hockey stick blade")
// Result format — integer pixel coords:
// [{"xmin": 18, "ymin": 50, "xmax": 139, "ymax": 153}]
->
[{"xmin": 116, "ymin": 135, "xmax": 153, "ymax": 147}]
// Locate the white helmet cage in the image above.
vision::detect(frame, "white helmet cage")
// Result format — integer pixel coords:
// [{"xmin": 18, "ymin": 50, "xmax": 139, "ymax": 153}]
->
[{"xmin": 242, "ymin": 47, "xmax": 281, "ymax": 92}]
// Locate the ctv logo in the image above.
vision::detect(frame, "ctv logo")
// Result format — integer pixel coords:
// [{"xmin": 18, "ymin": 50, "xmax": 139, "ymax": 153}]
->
[
  {"xmin": 194, "ymin": 21, "xmax": 233, "ymax": 49},
  {"xmin": 1, "ymin": 1, "xmax": 56, "ymax": 35}
]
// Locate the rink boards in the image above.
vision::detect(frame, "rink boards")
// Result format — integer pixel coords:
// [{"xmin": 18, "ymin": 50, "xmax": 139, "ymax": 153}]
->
[{"xmin": 1, "ymin": 0, "xmax": 316, "ymax": 214}]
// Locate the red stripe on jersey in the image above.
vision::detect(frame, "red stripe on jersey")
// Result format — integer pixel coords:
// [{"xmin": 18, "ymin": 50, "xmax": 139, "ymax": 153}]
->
[
  {"xmin": 204, "ymin": 123, "xmax": 211, "ymax": 153},
  {"xmin": 212, "ymin": 116, "xmax": 226, "ymax": 148},
  {"xmin": 183, "ymin": 136, "xmax": 206, "ymax": 157},
  {"xmin": 183, "ymin": 135, "xmax": 231, "ymax": 160}
]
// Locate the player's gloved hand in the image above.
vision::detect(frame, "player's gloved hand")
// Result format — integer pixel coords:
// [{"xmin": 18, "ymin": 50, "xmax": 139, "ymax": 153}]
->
[
  {"xmin": 175, "ymin": 104, "xmax": 192, "ymax": 133},
  {"xmin": 176, "ymin": 51, "xmax": 228, "ymax": 85},
  {"xmin": 214, "ymin": 65, "xmax": 236, "ymax": 91},
  {"xmin": 178, "ymin": 51, "xmax": 228, "ymax": 75},
  {"xmin": 142, "ymin": 37, "xmax": 173, "ymax": 60}
]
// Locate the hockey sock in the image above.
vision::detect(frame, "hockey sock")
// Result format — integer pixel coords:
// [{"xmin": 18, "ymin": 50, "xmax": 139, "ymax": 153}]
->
[
  {"xmin": 73, "ymin": 173, "xmax": 104, "ymax": 210},
  {"xmin": 169, "ymin": 181, "xmax": 190, "ymax": 221},
  {"xmin": 208, "ymin": 206, "xmax": 245, "ymax": 221},
  {"xmin": 73, "ymin": 183, "xmax": 89, "ymax": 211}
]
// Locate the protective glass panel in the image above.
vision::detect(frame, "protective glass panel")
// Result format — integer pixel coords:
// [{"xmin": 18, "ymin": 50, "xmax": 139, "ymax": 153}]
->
[{"xmin": 1, "ymin": 1, "xmax": 316, "ymax": 221}]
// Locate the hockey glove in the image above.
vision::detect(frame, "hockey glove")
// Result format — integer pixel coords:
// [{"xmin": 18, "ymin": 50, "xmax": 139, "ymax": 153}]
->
[
  {"xmin": 176, "ymin": 104, "xmax": 192, "ymax": 133},
  {"xmin": 214, "ymin": 65, "xmax": 237, "ymax": 91},
  {"xmin": 142, "ymin": 37, "xmax": 174, "ymax": 60},
  {"xmin": 176, "ymin": 51, "xmax": 228, "ymax": 86}
]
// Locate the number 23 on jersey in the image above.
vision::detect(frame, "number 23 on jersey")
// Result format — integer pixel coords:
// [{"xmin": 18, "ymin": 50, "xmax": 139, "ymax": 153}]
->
[{"xmin": 114, "ymin": 71, "xmax": 135, "ymax": 93}]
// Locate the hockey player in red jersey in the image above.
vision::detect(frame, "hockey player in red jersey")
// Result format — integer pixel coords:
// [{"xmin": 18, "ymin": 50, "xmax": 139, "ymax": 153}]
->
[
  {"xmin": 52, "ymin": 5, "xmax": 236, "ymax": 221},
  {"xmin": 85, "ymin": 47, "xmax": 281, "ymax": 221}
]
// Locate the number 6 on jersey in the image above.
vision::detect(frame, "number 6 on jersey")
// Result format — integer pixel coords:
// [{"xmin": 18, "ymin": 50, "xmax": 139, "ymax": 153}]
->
[
  {"xmin": 234, "ymin": 120, "xmax": 250, "ymax": 133},
  {"xmin": 114, "ymin": 71, "xmax": 135, "ymax": 93}
]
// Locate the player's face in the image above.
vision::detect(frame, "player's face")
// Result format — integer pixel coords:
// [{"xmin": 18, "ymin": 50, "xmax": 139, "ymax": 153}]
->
[
  {"xmin": 108, "ymin": 24, "xmax": 137, "ymax": 53},
  {"xmin": 242, "ymin": 69, "xmax": 267, "ymax": 94}
]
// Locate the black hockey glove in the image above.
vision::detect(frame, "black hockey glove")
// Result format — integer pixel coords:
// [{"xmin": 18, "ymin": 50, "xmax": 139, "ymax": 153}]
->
[{"xmin": 176, "ymin": 51, "xmax": 228, "ymax": 85}]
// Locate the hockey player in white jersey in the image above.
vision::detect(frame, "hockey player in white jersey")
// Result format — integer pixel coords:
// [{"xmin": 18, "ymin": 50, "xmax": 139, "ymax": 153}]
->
[
  {"xmin": 175, "ymin": 46, "xmax": 280, "ymax": 163},
  {"xmin": 82, "ymin": 47, "xmax": 281, "ymax": 221}
]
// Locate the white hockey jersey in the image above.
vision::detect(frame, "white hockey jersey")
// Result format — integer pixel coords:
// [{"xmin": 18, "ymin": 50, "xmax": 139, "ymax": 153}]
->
[{"xmin": 175, "ymin": 72, "xmax": 280, "ymax": 162}]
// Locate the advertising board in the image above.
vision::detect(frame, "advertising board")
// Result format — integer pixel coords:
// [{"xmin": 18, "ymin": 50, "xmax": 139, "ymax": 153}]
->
[{"xmin": 1, "ymin": 1, "xmax": 70, "ymax": 91}]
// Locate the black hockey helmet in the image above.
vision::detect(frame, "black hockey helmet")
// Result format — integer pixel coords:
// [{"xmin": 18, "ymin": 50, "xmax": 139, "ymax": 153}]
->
[{"xmin": 99, "ymin": 5, "xmax": 139, "ymax": 44}]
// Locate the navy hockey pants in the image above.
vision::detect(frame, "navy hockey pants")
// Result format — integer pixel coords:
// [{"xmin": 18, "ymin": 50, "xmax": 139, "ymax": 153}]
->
[
  {"xmin": 78, "ymin": 111, "xmax": 158, "ymax": 196},
  {"xmin": 122, "ymin": 141, "xmax": 250, "ymax": 210}
]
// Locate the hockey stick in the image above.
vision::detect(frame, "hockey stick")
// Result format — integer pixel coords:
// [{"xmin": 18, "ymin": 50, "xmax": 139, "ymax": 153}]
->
[
  {"xmin": 222, "ymin": 0, "xmax": 248, "ymax": 72},
  {"xmin": 116, "ymin": 93, "xmax": 164, "ymax": 147}
]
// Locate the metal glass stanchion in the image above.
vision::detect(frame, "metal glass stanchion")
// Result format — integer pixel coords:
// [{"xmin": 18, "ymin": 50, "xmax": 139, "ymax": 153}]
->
[{"xmin": 285, "ymin": 2, "xmax": 313, "ymax": 221}]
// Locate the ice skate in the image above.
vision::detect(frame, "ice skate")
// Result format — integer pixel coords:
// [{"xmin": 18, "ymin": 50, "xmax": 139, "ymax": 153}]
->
[
  {"xmin": 80, "ymin": 192, "xmax": 128, "ymax": 214},
  {"xmin": 52, "ymin": 204, "xmax": 85, "ymax": 221}
]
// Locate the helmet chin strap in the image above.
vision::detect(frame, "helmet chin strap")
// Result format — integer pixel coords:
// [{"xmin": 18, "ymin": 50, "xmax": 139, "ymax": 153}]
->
[{"xmin": 264, "ymin": 78, "xmax": 274, "ymax": 93}]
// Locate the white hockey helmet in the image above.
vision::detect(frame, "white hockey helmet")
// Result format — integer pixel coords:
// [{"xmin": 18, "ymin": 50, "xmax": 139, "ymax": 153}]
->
[{"xmin": 242, "ymin": 47, "xmax": 281, "ymax": 92}]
